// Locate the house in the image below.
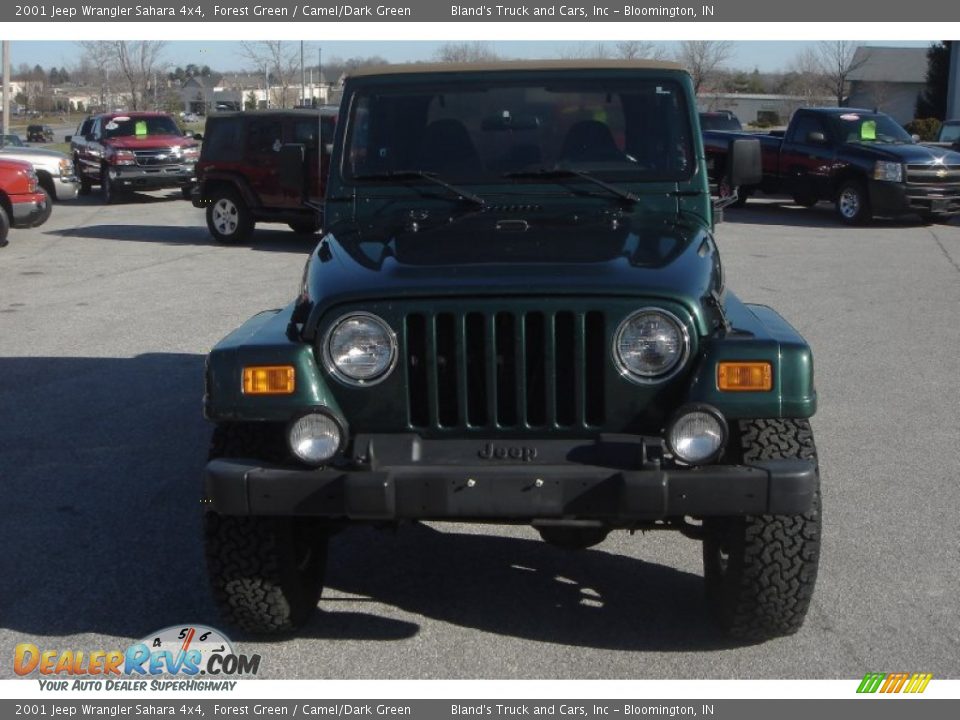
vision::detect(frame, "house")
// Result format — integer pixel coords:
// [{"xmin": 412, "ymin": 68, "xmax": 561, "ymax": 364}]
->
[
  {"xmin": 697, "ymin": 93, "xmax": 834, "ymax": 127},
  {"xmin": 845, "ymin": 46, "xmax": 928, "ymax": 125}
]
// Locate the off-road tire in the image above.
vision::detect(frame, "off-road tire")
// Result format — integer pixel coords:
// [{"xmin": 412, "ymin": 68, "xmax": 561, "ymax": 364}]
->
[
  {"xmin": 77, "ymin": 157, "xmax": 92, "ymax": 195},
  {"xmin": 835, "ymin": 179, "xmax": 871, "ymax": 225},
  {"xmin": 206, "ymin": 189, "xmax": 253, "ymax": 244},
  {"xmin": 703, "ymin": 418, "xmax": 822, "ymax": 641},
  {"xmin": 101, "ymin": 165, "xmax": 118, "ymax": 204},
  {"xmin": 537, "ymin": 526, "xmax": 609, "ymax": 550},
  {"xmin": 204, "ymin": 423, "xmax": 330, "ymax": 634}
]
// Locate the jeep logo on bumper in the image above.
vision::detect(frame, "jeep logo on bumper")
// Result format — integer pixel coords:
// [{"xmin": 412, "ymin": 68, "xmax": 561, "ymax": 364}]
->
[{"xmin": 478, "ymin": 442, "xmax": 538, "ymax": 462}]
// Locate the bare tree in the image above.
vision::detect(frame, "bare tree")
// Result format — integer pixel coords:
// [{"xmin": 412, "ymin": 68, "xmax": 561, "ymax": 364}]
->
[
  {"xmin": 816, "ymin": 41, "xmax": 867, "ymax": 106},
  {"xmin": 434, "ymin": 42, "xmax": 500, "ymax": 63},
  {"xmin": 240, "ymin": 41, "xmax": 300, "ymax": 108},
  {"xmin": 112, "ymin": 41, "xmax": 168, "ymax": 110},
  {"xmin": 675, "ymin": 40, "xmax": 734, "ymax": 93},
  {"xmin": 78, "ymin": 41, "xmax": 115, "ymax": 110},
  {"xmin": 614, "ymin": 41, "xmax": 667, "ymax": 61}
]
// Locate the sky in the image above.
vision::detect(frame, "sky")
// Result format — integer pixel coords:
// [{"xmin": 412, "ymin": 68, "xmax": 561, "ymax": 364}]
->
[{"xmin": 4, "ymin": 40, "xmax": 935, "ymax": 75}]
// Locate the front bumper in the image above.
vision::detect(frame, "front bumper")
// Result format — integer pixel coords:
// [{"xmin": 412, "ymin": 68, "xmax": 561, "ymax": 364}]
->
[
  {"xmin": 52, "ymin": 176, "xmax": 80, "ymax": 201},
  {"xmin": 869, "ymin": 179, "xmax": 960, "ymax": 216},
  {"xmin": 107, "ymin": 164, "xmax": 195, "ymax": 190},
  {"xmin": 10, "ymin": 191, "xmax": 51, "ymax": 228},
  {"xmin": 204, "ymin": 434, "xmax": 818, "ymax": 522}
]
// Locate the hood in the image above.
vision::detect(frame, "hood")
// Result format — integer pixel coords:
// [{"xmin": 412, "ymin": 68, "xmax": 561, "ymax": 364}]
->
[
  {"xmin": 0, "ymin": 146, "xmax": 69, "ymax": 165},
  {"xmin": 303, "ymin": 206, "xmax": 721, "ymax": 337},
  {"xmin": 103, "ymin": 135, "xmax": 197, "ymax": 150},
  {"xmin": 844, "ymin": 142, "xmax": 960, "ymax": 165}
]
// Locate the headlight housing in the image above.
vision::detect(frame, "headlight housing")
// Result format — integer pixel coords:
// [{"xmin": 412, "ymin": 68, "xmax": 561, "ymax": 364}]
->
[
  {"xmin": 323, "ymin": 312, "xmax": 397, "ymax": 386},
  {"xmin": 666, "ymin": 405, "xmax": 727, "ymax": 465},
  {"xmin": 613, "ymin": 308, "xmax": 689, "ymax": 383},
  {"xmin": 873, "ymin": 161, "xmax": 903, "ymax": 182},
  {"xmin": 288, "ymin": 411, "xmax": 344, "ymax": 466}
]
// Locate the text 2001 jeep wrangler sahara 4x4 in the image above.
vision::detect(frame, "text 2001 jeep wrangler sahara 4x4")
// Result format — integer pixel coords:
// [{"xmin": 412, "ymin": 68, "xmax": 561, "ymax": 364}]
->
[{"xmin": 202, "ymin": 60, "xmax": 820, "ymax": 641}]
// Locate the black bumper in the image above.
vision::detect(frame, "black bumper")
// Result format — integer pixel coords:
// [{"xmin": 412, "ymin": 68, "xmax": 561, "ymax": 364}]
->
[
  {"xmin": 204, "ymin": 435, "xmax": 818, "ymax": 522},
  {"xmin": 869, "ymin": 179, "xmax": 960, "ymax": 216}
]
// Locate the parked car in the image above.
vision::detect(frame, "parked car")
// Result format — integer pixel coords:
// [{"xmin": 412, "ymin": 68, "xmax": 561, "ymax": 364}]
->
[
  {"xmin": 0, "ymin": 144, "xmax": 78, "ymax": 201},
  {"xmin": 699, "ymin": 111, "xmax": 743, "ymax": 132},
  {"xmin": 0, "ymin": 156, "xmax": 52, "ymax": 246},
  {"xmin": 1, "ymin": 134, "xmax": 26, "ymax": 147},
  {"xmin": 69, "ymin": 111, "xmax": 199, "ymax": 203},
  {"xmin": 925, "ymin": 119, "xmax": 960, "ymax": 151},
  {"xmin": 192, "ymin": 106, "xmax": 338, "ymax": 243},
  {"xmin": 704, "ymin": 107, "xmax": 960, "ymax": 224},
  {"xmin": 200, "ymin": 60, "xmax": 821, "ymax": 642},
  {"xmin": 26, "ymin": 125, "xmax": 55, "ymax": 143}
]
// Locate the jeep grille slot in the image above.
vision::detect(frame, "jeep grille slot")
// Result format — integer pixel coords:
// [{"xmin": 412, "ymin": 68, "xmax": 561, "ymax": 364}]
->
[{"xmin": 404, "ymin": 310, "xmax": 605, "ymax": 430}]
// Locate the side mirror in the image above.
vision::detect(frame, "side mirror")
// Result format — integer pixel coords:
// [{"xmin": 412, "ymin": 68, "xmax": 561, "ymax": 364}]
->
[
  {"xmin": 278, "ymin": 143, "xmax": 306, "ymax": 197},
  {"xmin": 807, "ymin": 131, "xmax": 827, "ymax": 144},
  {"xmin": 727, "ymin": 137, "xmax": 762, "ymax": 188},
  {"xmin": 911, "ymin": 134, "xmax": 920, "ymax": 143},
  {"xmin": 193, "ymin": 133, "xmax": 203, "ymax": 141}
]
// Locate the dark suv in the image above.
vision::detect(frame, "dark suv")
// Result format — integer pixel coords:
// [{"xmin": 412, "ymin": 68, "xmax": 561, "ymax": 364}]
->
[
  {"xmin": 192, "ymin": 108, "xmax": 337, "ymax": 243},
  {"xmin": 27, "ymin": 125, "xmax": 55, "ymax": 143}
]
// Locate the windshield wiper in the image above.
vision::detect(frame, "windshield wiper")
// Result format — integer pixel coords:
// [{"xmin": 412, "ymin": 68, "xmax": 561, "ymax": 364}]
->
[
  {"xmin": 503, "ymin": 167, "xmax": 640, "ymax": 204},
  {"xmin": 353, "ymin": 170, "xmax": 486, "ymax": 207}
]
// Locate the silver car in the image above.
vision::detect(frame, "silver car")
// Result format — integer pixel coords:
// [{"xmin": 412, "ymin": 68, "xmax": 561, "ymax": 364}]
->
[{"xmin": 0, "ymin": 135, "xmax": 79, "ymax": 201}]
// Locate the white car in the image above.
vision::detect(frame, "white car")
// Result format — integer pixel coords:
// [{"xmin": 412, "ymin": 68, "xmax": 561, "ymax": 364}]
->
[{"xmin": 0, "ymin": 135, "xmax": 79, "ymax": 201}]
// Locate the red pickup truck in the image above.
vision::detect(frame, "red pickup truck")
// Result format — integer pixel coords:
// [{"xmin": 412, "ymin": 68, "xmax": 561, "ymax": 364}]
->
[
  {"xmin": 0, "ymin": 157, "xmax": 51, "ymax": 247},
  {"xmin": 69, "ymin": 111, "xmax": 199, "ymax": 204}
]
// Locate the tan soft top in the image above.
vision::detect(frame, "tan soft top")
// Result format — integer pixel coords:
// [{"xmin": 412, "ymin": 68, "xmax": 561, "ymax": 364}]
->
[{"xmin": 346, "ymin": 59, "xmax": 684, "ymax": 79}]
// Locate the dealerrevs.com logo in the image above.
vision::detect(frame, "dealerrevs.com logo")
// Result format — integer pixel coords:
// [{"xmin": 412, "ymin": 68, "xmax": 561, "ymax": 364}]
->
[{"xmin": 14, "ymin": 625, "xmax": 260, "ymax": 691}]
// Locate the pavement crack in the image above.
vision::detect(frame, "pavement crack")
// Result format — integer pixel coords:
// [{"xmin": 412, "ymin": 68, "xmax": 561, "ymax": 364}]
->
[{"xmin": 926, "ymin": 227, "xmax": 960, "ymax": 275}]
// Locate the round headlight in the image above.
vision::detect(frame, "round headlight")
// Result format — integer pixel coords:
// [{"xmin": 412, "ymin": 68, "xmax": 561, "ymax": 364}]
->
[
  {"xmin": 667, "ymin": 406, "xmax": 727, "ymax": 465},
  {"xmin": 614, "ymin": 309, "xmax": 689, "ymax": 382},
  {"xmin": 323, "ymin": 312, "xmax": 397, "ymax": 385},
  {"xmin": 288, "ymin": 412, "xmax": 343, "ymax": 466}
]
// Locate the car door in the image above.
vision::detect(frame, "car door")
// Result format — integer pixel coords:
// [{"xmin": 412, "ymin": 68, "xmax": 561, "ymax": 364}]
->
[
  {"xmin": 780, "ymin": 112, "xmax": 835, "ymax": 201},
  {"xmin": 291, "ymin": 115, "xmax": 329, "ymax": 206},
  {"xmin": 77, "ymin": 117, "xmax": 103, "ymax": 180},
  {"xmin": 244, "ymin": 117, "xmax": 285, "ymax": 207}
]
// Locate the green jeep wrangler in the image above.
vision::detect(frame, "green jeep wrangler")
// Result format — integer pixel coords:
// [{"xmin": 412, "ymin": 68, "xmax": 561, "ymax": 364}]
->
[{"xmin": 202, "ymin": 60, "xmax": 821, "ymax": 641}]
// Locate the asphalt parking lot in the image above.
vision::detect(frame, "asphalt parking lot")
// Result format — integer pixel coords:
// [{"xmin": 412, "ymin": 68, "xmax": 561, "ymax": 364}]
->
[{"xmin": 1, "ymin": 192, "xmax": 958, "ymax": 680}]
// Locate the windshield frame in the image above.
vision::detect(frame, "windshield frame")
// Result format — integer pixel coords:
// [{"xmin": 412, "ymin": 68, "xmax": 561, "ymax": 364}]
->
[{"xmin": 340, "ymin": 74, "xmax": 697, "ymax": 188}]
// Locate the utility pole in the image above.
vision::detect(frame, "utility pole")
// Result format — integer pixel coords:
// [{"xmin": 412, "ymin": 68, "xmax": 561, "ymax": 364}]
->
[
  {"xmin": 2, "ymin": 41, "xmax": 10, "ymax": 136},
  {"xmin": 300, "ymin": 40, "xmax": 305, "ymax": 107}
]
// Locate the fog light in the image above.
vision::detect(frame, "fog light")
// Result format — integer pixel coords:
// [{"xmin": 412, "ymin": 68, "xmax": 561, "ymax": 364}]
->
[
  {"xmin": 666, "ymin": 405, "xmax": 727, "ymax": 465},
  {"xmin": 288, "ymin": 412, "xmax": 343, "ymax": 466}
]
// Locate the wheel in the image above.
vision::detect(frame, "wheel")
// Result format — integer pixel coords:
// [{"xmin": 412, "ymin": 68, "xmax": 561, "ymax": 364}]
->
[
  {"xmin": 181, "ymin": 184, "xmax": 194, "ymax": 200},
  {"xmin": 703, "ymin": 419, "xmax": 822, "ymax": 641},
  {"xmin": 835, "ymin": 179, "xmax": 871, "ymax": 225},
  {"xmin": 204, "ymin": 423, "xmax": 330, "ymax": 634},
  {"xmin": 101, "ymin": 165, "xmax": 119, "ymax": 204},
  {"xmin": 792, "ymin": 193, "xmax": 818, "ymax": 208},
  {"xmin": 0, "ymin": 205, "xmax": 10, "ymax": 247},
  {"xmin": 206, "ymin": 189, "xmax": 253, "ymax": 244},
  {"xmin": 78, "ymin": 166, "xmax": 92, "ymax": 195},
  {"xmin": 288, "ymin": 220, "xmax": 320, "ymax": 235},
  {"xmin": 537, "ymin": 526, "xmax": 609, "ymax": 550},
  {"xmin": 29, "ymin": 190, "xmax": 53, "ymax": 227}
]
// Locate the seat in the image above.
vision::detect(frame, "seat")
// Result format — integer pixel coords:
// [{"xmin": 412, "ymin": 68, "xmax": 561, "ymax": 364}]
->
[
  {"xmin": 559, "ymin": 120, "xmax": 623, "ymax": 163},
  {"xmin": 416, "ymin": 119, "xmax": 481, "ymax": 174}
]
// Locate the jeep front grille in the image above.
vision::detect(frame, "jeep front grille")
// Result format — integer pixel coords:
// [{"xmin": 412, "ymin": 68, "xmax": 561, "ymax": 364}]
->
[{"xmin": 404, "ymin": 310, "xmax": 605, "ymax": 430}]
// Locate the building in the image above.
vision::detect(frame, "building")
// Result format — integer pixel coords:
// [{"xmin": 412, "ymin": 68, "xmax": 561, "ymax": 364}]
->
[
  {"xmin": 846, "ymin": 46, "xmax": 928, "ymax": 124},
  {"xmin": 697, "ymin": 93, "xmax": 834, "ymax": 128}
]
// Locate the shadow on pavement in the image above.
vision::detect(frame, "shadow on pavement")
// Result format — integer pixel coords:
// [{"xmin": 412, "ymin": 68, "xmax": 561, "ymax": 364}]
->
[
  {"xmin": 1, "ymin": 355, "xmax": 738, "ymax": 654},
  {"xmin": 723, "ymin": 198, "xmax": 942, "ymax": 229}
]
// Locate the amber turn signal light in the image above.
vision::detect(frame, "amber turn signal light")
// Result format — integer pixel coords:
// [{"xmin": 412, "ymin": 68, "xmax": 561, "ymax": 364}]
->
[
  {"xmin": 242, "ymin": 366, "xmax": 296, "ymax": 395},
  {"xmin": 717, "ymin": 362, "xmax": 772, "ymax": 391}
]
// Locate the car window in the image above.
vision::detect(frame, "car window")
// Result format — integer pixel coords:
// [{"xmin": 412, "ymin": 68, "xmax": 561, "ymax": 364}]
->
[
  {"xmin": 788, "ymin": 114, "xmax": 827, "ymax": 144},
  {"xmin": 246, "ymin": 119, "xmax": 283, "ymax": 154},
  {"xmin": 202, "ymin": 117, "xmax": 243, "ymax": 161},
  {"xmin": 102, "ymin": 115, "xmax": 181, "ymax": 138},
  {"xmin": 940, "ymin": 124, "xmax": 960, "ymax": 144},
  {"xmin": 292, "ymin": 118, "xmax": 320, "ymax": 150}
]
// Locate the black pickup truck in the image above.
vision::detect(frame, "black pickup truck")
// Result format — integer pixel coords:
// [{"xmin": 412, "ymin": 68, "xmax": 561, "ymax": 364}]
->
[{"xmin": 704, "ymin": 107, "xmax": 960, "ymax": 224}]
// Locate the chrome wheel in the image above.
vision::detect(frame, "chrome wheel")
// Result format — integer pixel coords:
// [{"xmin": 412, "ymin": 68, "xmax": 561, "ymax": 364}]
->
[
  {"xmin": 211, "ymin": 198, "xmax": 240, "ymax": 236},
  {"xmin": 839, "ymin": 188, "xmax": 860, "ymax": 219}
]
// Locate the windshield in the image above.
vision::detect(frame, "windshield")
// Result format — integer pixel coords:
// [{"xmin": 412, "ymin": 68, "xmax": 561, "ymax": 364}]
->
[
  {"xmin": 0, "ymin": 134, "xmax": 25, "ymax": 147},
  {"xmin": 830, "ymin": 112, "xmax": 913, "ymax": 145},
  {"xmin": 345, "ymin": 77, "xmax": 694, "ymax": 184},
  {"xmin": 103, "ymin": 116, "xmax": 181, "ymax": 139}
]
